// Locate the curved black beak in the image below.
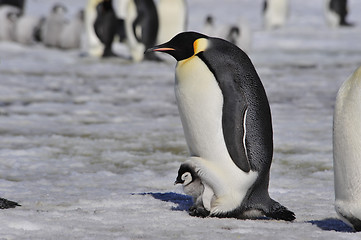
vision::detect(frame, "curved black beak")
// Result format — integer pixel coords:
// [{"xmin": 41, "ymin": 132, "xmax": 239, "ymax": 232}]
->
[
  {"xmin": 174, "ymin": 178, "xmax": 184, "ymax": 185},
  {"xmin": 145, "ymin": 44, "xmax": 175, "ymax": 54}
]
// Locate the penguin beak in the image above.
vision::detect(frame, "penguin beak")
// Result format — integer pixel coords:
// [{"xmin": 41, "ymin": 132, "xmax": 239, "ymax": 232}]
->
[
  {"xmin": 174, "ymin": 179, "xmax": 184, "ymax": 185},
  {"xmin": 145, "ymin": 46, "xmax": 175, "ymax": 53}
]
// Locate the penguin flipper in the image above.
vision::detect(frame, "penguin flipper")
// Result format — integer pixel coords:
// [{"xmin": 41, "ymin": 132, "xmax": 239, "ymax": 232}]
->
[
  {"xmin": 198, "ymin": 51, "xmax": 251, "ymax": 173},
  {"xmin": 0, "ymin": 198, "xmax": 21, "ymax": 209}
]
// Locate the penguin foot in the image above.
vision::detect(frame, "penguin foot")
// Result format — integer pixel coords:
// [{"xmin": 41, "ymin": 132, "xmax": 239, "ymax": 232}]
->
[
  {"xmin": 102, "ymin": 50, "xmax": 119, "ymax": 58},
  {"xmin": 188, "ymin": 205, "xmax": 210, "ymax": 218},
  {"xmin": 265, "ymin": 201, "xmax": 295, "ymax": 221},
  {"xmin": 0, "ymin": 198, "xmax": 21, "ymax": 209},
  {"xmin": 340, "ymin": 21, "xmax": 355, "ymax": 27}
]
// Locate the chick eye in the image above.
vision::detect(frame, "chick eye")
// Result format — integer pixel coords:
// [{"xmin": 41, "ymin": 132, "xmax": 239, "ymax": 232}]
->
[{"xmin": 182, "ymin": 172, "xmax": 190, "ymax": 180}]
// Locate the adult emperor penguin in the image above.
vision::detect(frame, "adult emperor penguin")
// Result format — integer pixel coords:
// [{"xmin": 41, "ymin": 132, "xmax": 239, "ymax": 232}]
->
[
  {"xmin": 125, "ymin": 0, "xmax": 159, "ymax": 62},
  {"xmin": 263, "ymin": 0, "xmax": 289, "ymax": 30},
  {"xmin": 93, "ymin": 0, "xmax": 119, "ymax": 57},
  {"xmin": 333, "ymin": 66, "xmax": 361, "ymax": 231},
  {"xmin": 147, "ymin": 32, "xmax": 295, "ymax": 220},
  {"xmin": 175, "ymin": 162, "xmax": 214, "ymax": 217},
  {"xmin": 84, "ymin": 0, "xmax": 104, "ymax": 57},
  {"xmin": 324, "ymin": 0, "xmax": 353, "ymax": 28},
  {"xmin": 156, "ymin": 0, "xmax": 187, "ymax": 44}
]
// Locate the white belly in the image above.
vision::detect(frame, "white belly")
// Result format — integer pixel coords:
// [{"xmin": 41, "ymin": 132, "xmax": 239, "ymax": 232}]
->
[
  {"xmin": 175, "ymin": 56, "xmax": 227, "ymax": 161},
  {"xmin": 334, "ymin": 66, "xmax": 361, "ymax": 226},
  {"xmin": 176, "ymin": 57, "xmax": 257, "ymax": 214}
]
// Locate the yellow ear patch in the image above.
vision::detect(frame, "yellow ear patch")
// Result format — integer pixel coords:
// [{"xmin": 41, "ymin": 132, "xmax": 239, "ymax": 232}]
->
[{"xmin": 193, "ymin": 38, "xmax": 209, "ymax": 55}]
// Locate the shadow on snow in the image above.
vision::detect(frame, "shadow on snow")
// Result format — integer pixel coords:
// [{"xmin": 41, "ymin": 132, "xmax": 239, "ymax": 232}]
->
[
  {"xmin": 134, "ymin": 192, "xmax": 193, "ymax": 211},
  {"xmin": 308, "ymin": 218, "xmax": 354, "ymax": 232},
  {"xmin": 134, "ymin": 192, "xmax": 356, "ymax": 233}
]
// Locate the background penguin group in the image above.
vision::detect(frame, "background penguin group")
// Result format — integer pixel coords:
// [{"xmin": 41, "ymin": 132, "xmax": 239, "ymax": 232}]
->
[
  {"xmin": 0, "ymin": 1, "xmax": 84, "ymax": 48},
  {"xmin": 262, "ymin": 0, "xmax": 354, "ymax": 29},
  {"xmin": 84, "ymin": 0, "xmax": 187, "ymax": 60}
]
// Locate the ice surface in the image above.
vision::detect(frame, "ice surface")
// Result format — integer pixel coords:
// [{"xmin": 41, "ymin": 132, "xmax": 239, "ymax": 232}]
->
[{"xmin": 1, "ymin": 0, "xmax": 361, "ymax": 239}]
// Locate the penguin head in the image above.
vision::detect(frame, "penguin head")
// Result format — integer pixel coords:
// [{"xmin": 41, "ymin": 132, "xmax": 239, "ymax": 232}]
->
[
  {"xmin": 174, "ymin": 163, "xmax": 198, "ymax": 186},
  {"xmin": 146, "ymin": 31, "xmax": 209, "ymax": 61}
]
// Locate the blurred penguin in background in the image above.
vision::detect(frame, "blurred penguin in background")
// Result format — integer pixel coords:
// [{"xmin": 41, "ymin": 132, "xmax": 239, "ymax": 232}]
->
[
  {"xmin": 15, "ymin": 15, "xmax": 45, "ymax": 45},
  {"xmin": 42, "ymin": 4, "xmax": 67, "ymax": 47},
  {"xmin": 202, "ymin": 15, "xmax": 252, "ymax": 53},
  {"xmin": 203, "ymin": 15, "xmax": 214, "ymax": 36},
  {"xmin": 84, "ymin": 0, "xmax": 126, "ymax": 57},
  {"xmin": 125, "ymin": 0, "xmax": 159, "ymax": 62},
  {"xmin": 226, "ymin": 18, "xmax": 252, "ymax": 53},
  {"xmin": 94, "ymin": 0, "xmax": 119, "ymax": 57},
  {"xmin": 156, "ymin": 0, "xmax": 187, "ymax": 44},
  {"xmin": 263, "ymin": 0, "xmax": 289, "ymax": 29},
  {"xmin": 0, "ymin": 5, "xmax": 20, "ymax": 41},
  {"xmin": 59, "ymin": 10, "xmax": 84, "ymax": 49},
  {"xmin": 325, "ymin": 0, "xmax": 353, "ymax": 28},
  {"xmin": 0, "ymin": 0, "xmax": 25, "ymax": 14}
]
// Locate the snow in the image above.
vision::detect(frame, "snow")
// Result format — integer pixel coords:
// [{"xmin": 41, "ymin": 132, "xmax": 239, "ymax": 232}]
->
[{"xmin": 0, "ymin": 0, "xmax": 361, "ymax": 239}]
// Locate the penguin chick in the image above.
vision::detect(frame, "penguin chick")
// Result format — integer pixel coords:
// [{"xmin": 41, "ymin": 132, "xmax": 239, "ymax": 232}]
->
[
  {"xmin": 42, "ymin": 3, "xmax": 67, "ymax": 47},
  {"xmin": 175, "ymin": 162, "xmax": 211, "ymax": 217},
  {"xmin": 59, "ymin": 9, "xmax": 84, "ymax": 49}
]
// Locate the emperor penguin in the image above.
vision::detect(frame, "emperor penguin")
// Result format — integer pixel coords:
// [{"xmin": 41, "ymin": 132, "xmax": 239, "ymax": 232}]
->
[
  {"xmin": 84, "ymin": 0, "xmax": 104, "ymax": 57},
  {"xmin": 0, "ymin": 197, "xmax": 20, "ymax": 209},
  {"xmin": 156, "ymin": 0, "xmax": 187, "ymax": 44},
  {"xmin": 147, "ymin": 32, "xmax": 295, "ymax": 221},
  {"xmin": 263, "ymin": 0, "xmax": 289, "ymax": 30},
  {"xmin": 59, "ymin": 10, "xmax": 84, "ymax": 49},
  {"xmin": 93, "ymin": 0, "xmax": 119, "ymax": 57},
  {"xmin": 175, "ymin": 161, "xmax": 215, "ymax": 217},
  {"xmin": 226, "ymin": 18, "xmax": 252, "ymax": 53},
  {"xmin": 125, "ymin": 0, "xmax": 159, "ymax": 62},
  {"xmin": 0, "ymin": 5, "xmax": 20, "ymax": 41},
  {"xmin": 14, "ymin": 15, "xmax": 44, "ymax": 45},
  {"xmin": 333, "ymin": 66, "xmax": 361, "ymax": 231},
  {"xmin": 324, "ymin": 0, "xmax": 353, "ymax": 28},
  {"xmin": 0, "ymin": 0, "xmax": 24, "ymax": 14},
  {"xmin": 41, "ymin": 4, "xmax": 67, "ymax": 47}
]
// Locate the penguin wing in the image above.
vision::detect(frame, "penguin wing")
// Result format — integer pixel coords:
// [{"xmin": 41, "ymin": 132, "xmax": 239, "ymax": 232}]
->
[
  {"xmin": 198, "ymin": 50, "xmax": 251, "ymax": 173},
  {"xmin": 220, "ymin": 76, "xmax": 251, "ymax": 173}
]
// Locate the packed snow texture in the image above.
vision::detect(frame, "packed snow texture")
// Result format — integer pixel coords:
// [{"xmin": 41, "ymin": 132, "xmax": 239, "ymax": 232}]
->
[{"xmin": 1, "ymin": 0, "xmax": 361, "ymax": 239}]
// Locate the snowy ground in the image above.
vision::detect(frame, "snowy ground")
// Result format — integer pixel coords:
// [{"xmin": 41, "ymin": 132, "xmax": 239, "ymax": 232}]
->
[{"xmin": 1, "ymin": 0, "xmax": 361, "ymax": 239}]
